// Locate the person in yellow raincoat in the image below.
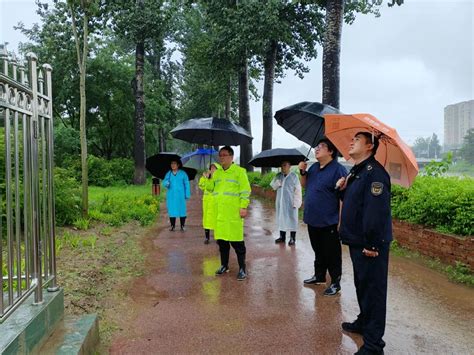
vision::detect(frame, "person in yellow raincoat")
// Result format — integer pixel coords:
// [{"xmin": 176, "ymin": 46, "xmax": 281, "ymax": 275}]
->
[
  {"xmin": 198, "ymin": 163, "xmax": 219, "ymax": 244},
  {"xmin": 202, "ymin": 146, "xmax": 251, "ymax": 281}
]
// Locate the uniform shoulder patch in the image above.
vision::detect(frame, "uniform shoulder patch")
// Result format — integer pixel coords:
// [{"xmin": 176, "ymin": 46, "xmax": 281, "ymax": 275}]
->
[{"xmin": 371, "ymin": 182, "xmax": 383, "ymax": 196}]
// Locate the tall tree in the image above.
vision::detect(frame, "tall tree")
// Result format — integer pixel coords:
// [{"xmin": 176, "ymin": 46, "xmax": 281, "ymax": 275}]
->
[
  {"xmin": 460, "ymin": 129, "xmax": 474, "ymax": 164},
  {"xmin": 322, "ymin": 0, "xmax": 344, "ymax": 109},
  {"xmin": 238, "ymin": 56, "xmax": 253, "ymax": 171},
  {"xmin": 258, "ymin": 1, "xmax": 324, "ymax": 173},
  {"xmin": 67, "ymin": 0, "xmax": 101, "ymax": 216},
  {"xmin": 133, "ymin": 0, "xmax": 146, "ymax": 184},
  {"xmin": 110, "ymin": 0, "xmax": 172, "ymax": 184},
  {"xmin": 321, "ymin": 0, "xmax": 403, "ymax": 109},
  {"xmin": 428, "ymin": 133, "xmax": 441, "ymax": 159}
]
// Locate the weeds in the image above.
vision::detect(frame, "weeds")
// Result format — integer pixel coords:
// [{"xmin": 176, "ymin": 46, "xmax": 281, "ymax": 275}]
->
[{"xmin": 391, "ymin": 240, "xmax": 474, "ymax": 286}]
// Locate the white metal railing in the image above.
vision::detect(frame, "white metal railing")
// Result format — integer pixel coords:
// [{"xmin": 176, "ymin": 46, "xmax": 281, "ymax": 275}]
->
[{"xmin": 0, "ymin": 44, "xmax": 58, "ymax": 323}]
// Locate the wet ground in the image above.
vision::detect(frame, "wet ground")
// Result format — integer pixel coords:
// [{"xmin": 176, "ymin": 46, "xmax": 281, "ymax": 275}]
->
[{"xmin": 110, "ymin": 187, "xmax": 474, "ymax": 354}]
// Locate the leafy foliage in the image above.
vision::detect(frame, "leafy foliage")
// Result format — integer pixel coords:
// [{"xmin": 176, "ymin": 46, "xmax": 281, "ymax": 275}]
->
[
  {"xmin": 62, "ymin": 155, "xmax": 134, "ymax": 187},
  {"xmin": 422, "ymin": 152, "xmax": 452, "ymax": 177},
  {"xmin": 391, "ymin": 176, "xmax": 474, "ymax": 236},
  {"xmin": 412, "ymin": 133, "xmax": 442, "ymax": 158},
  {"xmin": 459, "ymin": 128, "xmax": 474, "ymax": 164},
  {"xmin": 54, "ymin": 167, "xmax": 82, "ymax": 226}
]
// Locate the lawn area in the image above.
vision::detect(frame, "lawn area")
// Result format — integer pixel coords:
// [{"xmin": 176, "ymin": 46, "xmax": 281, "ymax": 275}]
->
[{"xmin": 55, "ymin": 184, "xmax": 162, "ymax": 350}]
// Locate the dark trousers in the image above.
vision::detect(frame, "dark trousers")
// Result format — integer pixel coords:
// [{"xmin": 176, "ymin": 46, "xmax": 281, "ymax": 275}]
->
[
  {"xmin": 217, "ymin": 240, "xmax": 246, "ymax": 270},
  {"xmin": 170, "ymin": 217, "xmax": 186, "ymax": 227},
  {"xmin": 349, "ymin": 243, "xmax": 390, "ymax": 352},
  {"xmin": 307, "ymin": 224, "xmax": 342, "ymax": 283}
]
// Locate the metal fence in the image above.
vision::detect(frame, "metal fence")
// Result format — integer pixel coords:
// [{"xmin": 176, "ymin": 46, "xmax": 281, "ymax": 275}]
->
[{"xmin": 0, "ymin": 44, "xmax": 58, "ymax": 323}]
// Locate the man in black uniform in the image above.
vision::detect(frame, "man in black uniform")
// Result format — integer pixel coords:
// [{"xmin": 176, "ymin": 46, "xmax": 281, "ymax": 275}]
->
[{"xmin": 336, "ymin": 132, "xmax": 392, "ymax": 355}]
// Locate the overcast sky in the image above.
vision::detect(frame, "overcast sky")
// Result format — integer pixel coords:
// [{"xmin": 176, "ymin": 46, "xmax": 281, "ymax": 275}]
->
[{"xmin": 1, "ymin": 0, "xmax": 473, "ymax": 153}]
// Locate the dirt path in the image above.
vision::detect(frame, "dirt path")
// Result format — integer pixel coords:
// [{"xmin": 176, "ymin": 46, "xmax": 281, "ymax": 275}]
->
[{"xmin": 109, "ymin": 188, "xmax": 474, "ymax": 354}]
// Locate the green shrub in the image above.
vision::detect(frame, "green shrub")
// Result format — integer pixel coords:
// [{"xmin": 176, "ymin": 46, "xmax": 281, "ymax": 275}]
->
[
  {"xmin": 259, "ymin": 172, "xmax": 277, "ymax": 189},
  {"xmin": 247, "ymin": 172, "xmax": 262, "ymax": 185},
  {"xmin": 60, "ymin": 155, "xmax": 134, "ymax": 187},
  {"xmin": 391, "ymin": 176, "xmax": 474, "ymax": 236},
  {"xmin": 54, "ymin": 167, "xmax": 82, "ymax": 226},
  {"xmin": 73, "ymin": 218, "xmax": 90, "ymax": 230}
]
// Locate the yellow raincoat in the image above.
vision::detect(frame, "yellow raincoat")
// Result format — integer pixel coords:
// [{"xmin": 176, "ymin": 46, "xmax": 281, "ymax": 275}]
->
[
  {"xmin": 199, "ymin": 176, "xmax": 217, "ymax": 230},
  {"xmin": 203, "ymin": 163, "xmax": 251, "ymax": 241}
]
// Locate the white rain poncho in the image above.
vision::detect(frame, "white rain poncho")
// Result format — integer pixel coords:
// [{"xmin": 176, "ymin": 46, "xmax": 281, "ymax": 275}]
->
[{"xmin": 270, "ymin": 171, "xmax": 302, "ymax": 231}]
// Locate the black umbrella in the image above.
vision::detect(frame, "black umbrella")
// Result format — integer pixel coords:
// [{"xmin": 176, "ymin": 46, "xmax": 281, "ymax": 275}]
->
[
  {"xmin": 145, "ymin": 152, "xmax": 196, "ymax": 180},
  {"xmin": 274, "ymin": 102, "xmax": 341, "ymax": 148},
  {"xmin": 181, "ymin": 166, "xmax": 198, "ymax": 181},
  {"xmin": 249, "ymin": 148, "xmax": 308, "ymax": 168},
  {"xmin": 170, "ymin": 117, "xmax": 253, "ymax": 146}
]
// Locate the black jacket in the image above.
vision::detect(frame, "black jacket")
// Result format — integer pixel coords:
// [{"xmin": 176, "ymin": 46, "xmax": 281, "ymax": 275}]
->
[{"xmin": 339, "ymin": 155, "xmax": 392, "ymax": 248}]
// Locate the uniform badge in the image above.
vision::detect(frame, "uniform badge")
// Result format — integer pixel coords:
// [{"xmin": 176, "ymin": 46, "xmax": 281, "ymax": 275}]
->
[
  {"xmin": 367, "ymin": 164, "xmax": 373, "ymax": 171},
  {"xmin": 371, "ymin": 182, "xmax": 383, "ymax": 196}
]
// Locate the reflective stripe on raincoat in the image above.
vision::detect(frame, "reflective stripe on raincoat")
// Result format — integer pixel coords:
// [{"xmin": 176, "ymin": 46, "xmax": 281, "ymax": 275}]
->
[{"xmin": 203, "ymin": 163, "xmax": 251, "ymax": 241}]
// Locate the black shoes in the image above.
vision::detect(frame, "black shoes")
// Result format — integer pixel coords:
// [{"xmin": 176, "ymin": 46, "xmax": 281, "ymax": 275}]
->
[
  {"xmin": 324, "ymin": 283, "xmax": 341, "ymax": 296},
  {"xmin": 215, "ymin": 265, "xmax": 229, "ymax": 275},
  {"xmin": 275, "ymin": 237, "xmax": 286, "ymax": 244},
  {"xmin": 303, "ymin": 276, "xmax": 326, "ymax": 285},
  {"xmin": 288, "ymin": 237, "xmax": 295, "ymax": 246},
  {"xmin": 342, "ymin": 321, "xmax": 363, "ymax": 334},
  {"xmin": 169, "ymin": 226, "xmax": 175, "ymax": 231},
  {"xmin": 204, "ymin": 238, "xmax": 210, "ymax": 244},
  {"xmin": 354, "ymin": 347, "xmax": 384, "ymax": 355},
  {"xmin": 237, "ymin": 268, "xmax": 247, "ymax": 281}
]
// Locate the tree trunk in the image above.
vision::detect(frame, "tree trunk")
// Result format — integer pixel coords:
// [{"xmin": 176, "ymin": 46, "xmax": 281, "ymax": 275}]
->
[
  {"xmin": 159, "ymin": 128, "xmax": 166, "ymax": 152},
  {"xmin": 78, "ymin": 11, "xmax": 89, "ymax": 217},
  {"xmin": 322, "ymin": 0, "xmax": 344, "ymax": 109},
  {"xmin": 79, "ymin": 64, "xmax": 88, "ymax": 216},
  {"xmin": 238, "ymin": 57, "xmax": 253, "ymax": 171},
  {"xmin": 261, "ymin": 40, "xmax": 277, "ymax": 174},
  {"xmin": 225, "ymin": 76, "xmax": 232, "ymax": 119},
  {"xmin": 133, "ymin": 40, "xmax": 146, "ymax": 184}
]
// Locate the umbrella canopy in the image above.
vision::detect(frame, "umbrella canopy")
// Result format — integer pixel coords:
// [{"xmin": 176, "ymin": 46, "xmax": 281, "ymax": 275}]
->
[
  {"xmin": 249, "ymin": 148, "xmax": 308, "ymax": 168},
  {"xmin": 170, "ymin": 117, "xmax": 253, "ymax": 146},
  {"xmin": 274, "ymin": 101, "xmax": 341, "ymax": 147},
  {"xmin": 324, "ymin": 113, "xmax": 419, "ymax": 187},
  {"xmin": 145, "ymin": 152, "xmax": 197, "ymax": 180},
  {"xmin": 181, "ymin": 148, "xmax": 218, "ymax": 170},
  {"xmin": 181, "ymin": 166, "xmax": 198, "ymax": 181}
]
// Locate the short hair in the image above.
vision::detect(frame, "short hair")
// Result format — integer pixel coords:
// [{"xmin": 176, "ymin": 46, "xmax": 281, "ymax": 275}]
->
[
  {"xmin": 355, "ymin": 131, "xmax": 379, "ymax": 155},
  {"xmin": 316, "ymin": 137, "xmax": 338, "ymax": 159},
  {"xmin": 220, "ymin": 146, "xmax": 234, "ymax": 156}
]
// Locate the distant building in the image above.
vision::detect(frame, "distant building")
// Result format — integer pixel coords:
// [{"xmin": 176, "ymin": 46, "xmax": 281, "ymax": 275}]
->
[{"xmin": 444, "ymin": 100, "xmax": 474, "ymax": 151}]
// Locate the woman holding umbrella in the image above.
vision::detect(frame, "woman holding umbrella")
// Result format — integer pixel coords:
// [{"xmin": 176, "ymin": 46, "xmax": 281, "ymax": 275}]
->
[
  {"xmin": 198, "ymin": 163, "xmax": 220, "ymax": 244},
  {"xmin": 163, "ymin": 160, "xmax": 191, "ymax": 231},
  {"xmin": 270, "ymin": 161, "xmax": 302, "ymax": 246}
]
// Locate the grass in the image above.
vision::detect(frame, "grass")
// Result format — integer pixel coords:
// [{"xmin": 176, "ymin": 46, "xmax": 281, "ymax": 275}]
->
[
  {"xmin": 390, "ymin": 240, "xmax": 474, "ymax": 286},
  {"xmin": 54, "ymin": 183, "xmax": 162, "ymax": 349},
  {"xmin": 87, "ymin": 184, "xmax": 161, "ymax": 227}
]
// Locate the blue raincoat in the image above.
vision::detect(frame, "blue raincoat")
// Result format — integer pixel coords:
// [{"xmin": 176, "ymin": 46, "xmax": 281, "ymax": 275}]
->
[{"xmin": 163, "ymin": 169, "xmax": 191, "ymax": 217}]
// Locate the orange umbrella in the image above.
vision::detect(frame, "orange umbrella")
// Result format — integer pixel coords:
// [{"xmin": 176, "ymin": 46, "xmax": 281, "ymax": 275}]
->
[{"xmin": 324, "ymin": 113, "xmax": 419, "ymax": 187}]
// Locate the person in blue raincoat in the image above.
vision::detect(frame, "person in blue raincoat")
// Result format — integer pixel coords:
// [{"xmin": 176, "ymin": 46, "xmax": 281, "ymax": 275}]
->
[
  {"xmin": 270, "ymin": 161, "xmax": 302, "ymax": 246},
  {"xmin": 163, "ymin": 160, "xmax": 191, "ymax": 231}
]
